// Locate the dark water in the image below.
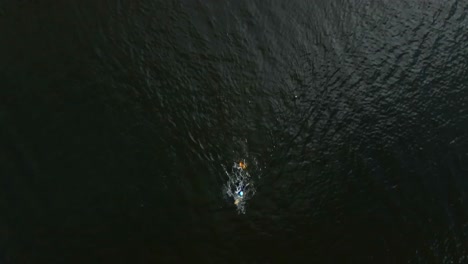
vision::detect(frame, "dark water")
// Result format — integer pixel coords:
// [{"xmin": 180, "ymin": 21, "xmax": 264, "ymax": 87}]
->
[{"xmin": 1, "ymin": 0, "xmax": 468, "ymax": 263}]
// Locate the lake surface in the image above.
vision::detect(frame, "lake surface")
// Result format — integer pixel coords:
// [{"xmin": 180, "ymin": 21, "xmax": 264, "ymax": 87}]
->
[{"xmin": 1, "ymin": 0, "xmax": 468, "ymax": 263}]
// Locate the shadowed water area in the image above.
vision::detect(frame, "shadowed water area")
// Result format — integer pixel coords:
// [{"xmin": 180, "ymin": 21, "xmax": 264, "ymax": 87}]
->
[{"xmin": 1, "ymin": 0, "xmax": 468, "ymax": 263}]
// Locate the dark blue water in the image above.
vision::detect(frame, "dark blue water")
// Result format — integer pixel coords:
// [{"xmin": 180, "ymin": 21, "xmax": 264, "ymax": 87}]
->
[{"xmin": 1, "ymin": 0, "xmax": 468, "ymax": 263}]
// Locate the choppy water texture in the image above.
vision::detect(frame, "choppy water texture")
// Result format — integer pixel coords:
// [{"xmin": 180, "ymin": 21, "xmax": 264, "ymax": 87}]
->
[{"xmin": 1, "ymin": 0, "xmax": 468, "ymax": 263}]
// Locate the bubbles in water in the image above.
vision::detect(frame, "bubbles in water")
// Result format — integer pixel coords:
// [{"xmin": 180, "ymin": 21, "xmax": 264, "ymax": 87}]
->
[{"xmin": 223, "ymin": 159, "xmax": 256, "ymax": 214}]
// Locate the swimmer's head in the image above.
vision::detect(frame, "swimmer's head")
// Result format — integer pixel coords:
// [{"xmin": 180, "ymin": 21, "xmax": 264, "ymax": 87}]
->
[{"xmin": 238, "ymin": 161, "xmax": 247, "ymax": 170}]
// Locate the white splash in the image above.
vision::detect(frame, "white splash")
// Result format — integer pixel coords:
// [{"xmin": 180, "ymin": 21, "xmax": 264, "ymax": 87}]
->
[{"xmin": 223, "ymin": 159, "xmax": 256, "ymax": 214}]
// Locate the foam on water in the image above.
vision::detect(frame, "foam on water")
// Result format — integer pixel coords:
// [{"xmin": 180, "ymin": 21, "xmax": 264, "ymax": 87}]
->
[{"xmin": 223, "ymin": 159, "xmax": 256, "ymax": 214}]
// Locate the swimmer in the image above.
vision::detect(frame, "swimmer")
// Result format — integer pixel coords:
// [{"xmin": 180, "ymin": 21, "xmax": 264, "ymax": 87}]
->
[{"xmin": 238, "ymin": 161, "xmax": 247, "ymax": 170}]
